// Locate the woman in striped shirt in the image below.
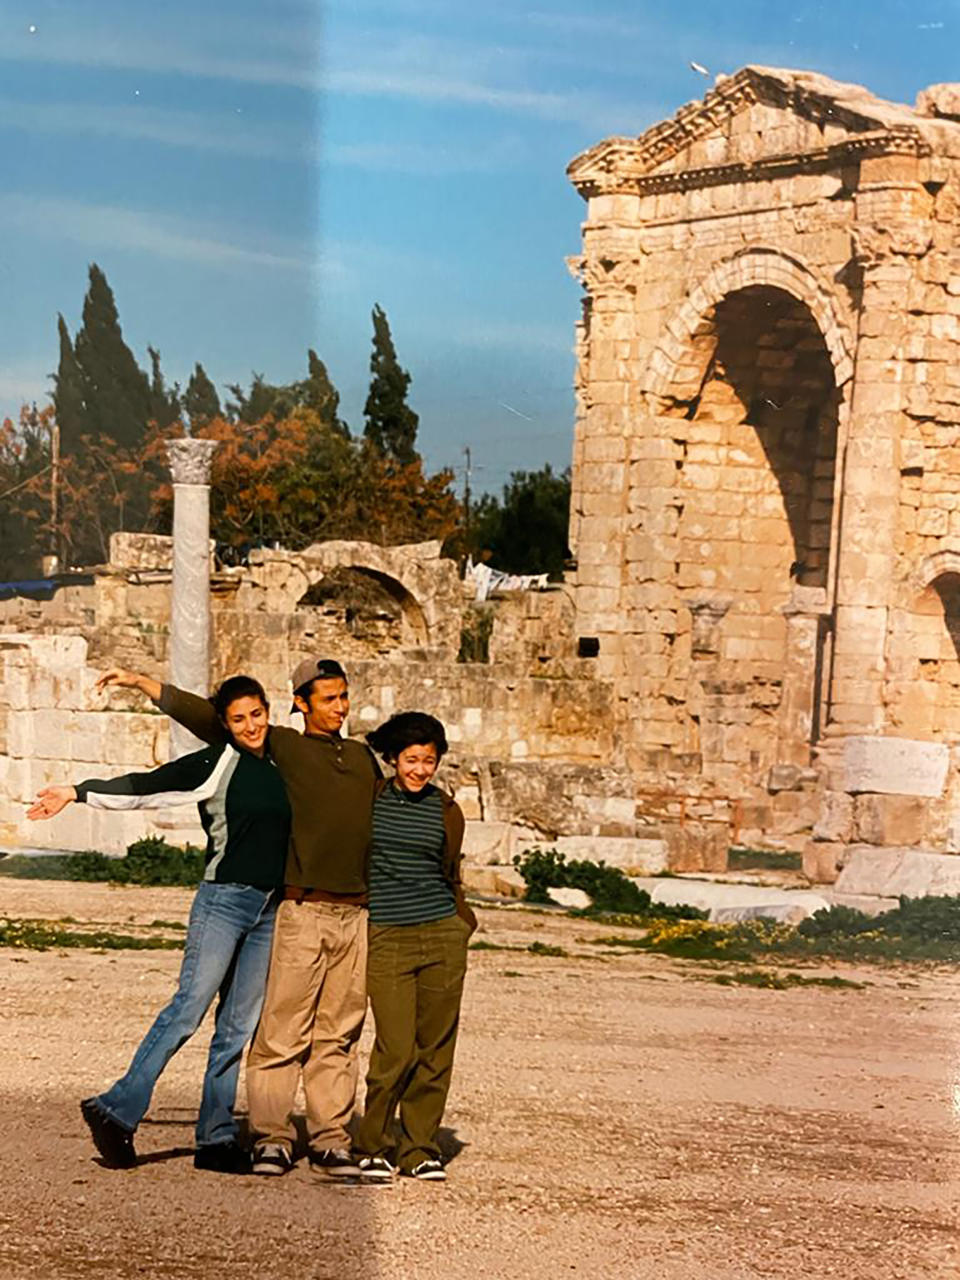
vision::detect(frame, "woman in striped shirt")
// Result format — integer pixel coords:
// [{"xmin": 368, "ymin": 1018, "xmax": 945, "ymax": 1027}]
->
[
  {"xmin": 27, "ymin": 674, "xmax": 290, "ymax": 1176},
  {"xmin": 353, "ymin": 712, "xmax": 477, "ymax": 1182}
]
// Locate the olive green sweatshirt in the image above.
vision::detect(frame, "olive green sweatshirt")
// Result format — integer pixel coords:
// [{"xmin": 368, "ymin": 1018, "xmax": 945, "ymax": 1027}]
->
[{"xmin": 157, "ymin": 684, "xmax": 380, "ymax": 894}]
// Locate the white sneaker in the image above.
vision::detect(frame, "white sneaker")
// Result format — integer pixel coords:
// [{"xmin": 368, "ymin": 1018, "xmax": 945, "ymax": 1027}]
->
[
  {"xmin": 404, "ymin": 1159, "xmax": 446, "ymax": 1182},
  {"xmin": 252, "ymin": 1143, "xmax": 292, "ymax": 1176},
  {"xmin": 356, "ymin": 1155, "xmax": 396, "ymax": 1180}
]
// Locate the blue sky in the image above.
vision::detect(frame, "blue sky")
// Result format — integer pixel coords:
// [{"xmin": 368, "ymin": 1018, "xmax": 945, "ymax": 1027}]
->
[{"xmin": 2, "ymin": 0, "xmax": 959, "ymax": 493}]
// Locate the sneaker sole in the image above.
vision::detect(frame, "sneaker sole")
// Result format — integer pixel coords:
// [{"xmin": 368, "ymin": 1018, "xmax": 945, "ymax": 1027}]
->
[
  {"xmin": 310, "ymin": 1164, "xmax": 363, "ymax": 1179},
  {"xmin": 252, "ymin": 1161, "xmax": 290, "ymax": 1176}
]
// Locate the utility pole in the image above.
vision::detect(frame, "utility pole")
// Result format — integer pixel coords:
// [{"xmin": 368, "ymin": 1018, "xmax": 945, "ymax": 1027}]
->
[
  {"xmin": 462, "ymin": 444, "xmax": 472, "ymax": 544},
  {"xmin": 50, "ymin": 414, "xmax": 61, "ymax": 569}
]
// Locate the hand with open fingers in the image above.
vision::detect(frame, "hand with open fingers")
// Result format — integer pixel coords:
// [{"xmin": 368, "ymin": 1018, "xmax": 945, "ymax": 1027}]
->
[
  {"xmin": 96, "ymin": 668, "xmax": 141, "ymax": 693},
  {"xmin": 27, "ymin": 786, "xmax": 77, "ymax": 821}
]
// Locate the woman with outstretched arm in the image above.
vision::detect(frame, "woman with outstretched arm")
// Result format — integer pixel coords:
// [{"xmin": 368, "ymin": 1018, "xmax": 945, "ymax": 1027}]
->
[{"xmin": 27, "ymin": 674, "xmax": 290, "ymax": 1175}]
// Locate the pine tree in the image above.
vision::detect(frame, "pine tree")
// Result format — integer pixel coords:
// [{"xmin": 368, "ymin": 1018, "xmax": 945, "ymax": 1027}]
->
[
  {"xmin": 73, "ymin": 264, "xmax": 151, "ymax": 449},
  {"xmin": 183, "ymin": 363, "xmax": 221, "ymax": 426},
  {"xmin": 147, "ymin": 347, "xmax": 181, "ymax": 429},
  {"xmin": 53, "ymin": 313, "xmax": 89, "ymax": 455},
  {"xmin": 363, "ymin": 305, "xmax": 418, "ymax": 466},
  {"xmin": 302, "ymin": 349, "xmax": 348, "ymax": 437}
]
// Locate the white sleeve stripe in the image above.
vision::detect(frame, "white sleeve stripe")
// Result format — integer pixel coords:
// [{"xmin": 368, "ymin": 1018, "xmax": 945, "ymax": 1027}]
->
[{"xmin": 82, "ymin": 747, "xmax": 238, "ymax": 812}]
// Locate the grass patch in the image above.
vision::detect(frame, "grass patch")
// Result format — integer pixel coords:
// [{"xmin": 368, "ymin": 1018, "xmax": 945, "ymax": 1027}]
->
[
  {"xmin": 527, "ymin": 940, "xmax": 567, "ymax": 957},
  {"xmin": 469, "ymin": 939, "xmax": 512, "ymax": 952},
  {"xmin": 0, "ymin": 917, "xmax": 185, "ymax": 952},
  {"xmin": 708, "ymin": 969, "xmax": 866, "ymax": 991},
  {"xmin": 727, "ymin": 847, "xmax": 803, "ymax": 873},
  {"xmin": 589, "ymin": 895, "xmax": 960, "ymax": 966}
]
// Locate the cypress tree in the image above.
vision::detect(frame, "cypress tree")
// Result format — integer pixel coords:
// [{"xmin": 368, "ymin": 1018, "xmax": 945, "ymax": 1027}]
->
[
  {"xmin": 303, "ymin": 349, "xmax": 348, "ymax": 437},
  {"xmin": 73, "ymin": 264, "xmax": 151, "ymax": 449},
  {"xmin": 183, "ymin": 363, "xmax": 221, "ymax": 426},
  {"xmin": 147, "ymin": 346, "xmax": 181, "ymax": 429},
  {"xmin": 363, "ymin": 305, "xmax": 418, "ymax": 466},
  {"xmin": 53, "ymin": 313, "xmax": 89, "ymax": 455}
]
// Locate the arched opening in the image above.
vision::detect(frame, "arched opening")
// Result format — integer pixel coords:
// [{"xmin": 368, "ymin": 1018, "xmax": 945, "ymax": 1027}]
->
[
  {"xmin": 652, "ymin": 284, "xmax": 842, "ymax": 772},
  {"xmin": 889, "ymin": 573, "xmax": 960, "ymax": 740},
  {"xmin": 293, "ymin": 565, "xmax": 429, "ymax": 658},
  {"xmin": 663, "ymin": 285, "xmax": 840, "ymax": 594}
]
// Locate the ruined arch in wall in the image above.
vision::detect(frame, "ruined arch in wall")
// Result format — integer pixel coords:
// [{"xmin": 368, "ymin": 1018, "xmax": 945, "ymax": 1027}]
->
[
  {"xmin": 636, "ymin": 249, "xmax": 855, "ymax": 775},
  {"xmin": 259, "ymin": 541, "xmax": 461, "ymax": 659},
  {"xmin": 887, "ymin": 551, "xmax": 960, "ymax": 740},
  {"xmin": 296, "ymin": 565, "xmax": 429, "ymax": 652}
]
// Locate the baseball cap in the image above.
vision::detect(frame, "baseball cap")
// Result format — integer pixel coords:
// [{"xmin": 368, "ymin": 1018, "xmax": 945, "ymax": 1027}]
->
[{"xmin": 289, "ymin": 657, "xmax": 347, "ymax": 713}]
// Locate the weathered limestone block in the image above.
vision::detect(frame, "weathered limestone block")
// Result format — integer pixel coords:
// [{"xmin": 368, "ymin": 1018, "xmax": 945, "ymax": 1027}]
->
[
  {"xmin": 834, "ymin": 845, "xmax": 960, "ymax": 898},
  {"xmin": 813, "ymin": 792, "xmax": 854, "ymax": 844},
  {"xmin": 550, "ymin": 834, "xmax": 668, "ymax": 874},
  {"xmin": 802, "ymin": 840, "xmax": 846, "ymax": 885},
  {"xmin": 835, "ymin": 736, "xmax": 949, "ymax": 797},
  {"xmin": 853, "ymin": 794, "xmax": 930, "ymax": 847},
  {"xmin": 663, "ymin": 823, "xmax": 728, "ymax": 873}
]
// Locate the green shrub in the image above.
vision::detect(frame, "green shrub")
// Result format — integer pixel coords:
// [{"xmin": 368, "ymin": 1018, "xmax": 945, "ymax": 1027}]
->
[
  {"xmin": 511, "ymin": 847, "xmax": 706, "ymax": 919},
  {"xmin": 60, "ymin": 838, "xmax": 204, "ymax": 886}
]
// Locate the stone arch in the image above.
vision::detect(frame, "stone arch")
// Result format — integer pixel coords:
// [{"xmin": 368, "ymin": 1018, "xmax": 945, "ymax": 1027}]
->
[
  {"xmin": 914, "ymin": 549, "xmax": 960, "ymax": 595},
  {"xmin": 297, "ymin": 564, "xmax": 429, "ymax": 649},
  {"xmin": 248, "ymin": 540, "xmax": 462, "ymax": 656},
  {"xmin": 887, "ymin": 558, "xmax": 960, "ymax": 740},
  {"xmin": 643, "ymin": 247, "xmax": 855, "ymax": 404}
]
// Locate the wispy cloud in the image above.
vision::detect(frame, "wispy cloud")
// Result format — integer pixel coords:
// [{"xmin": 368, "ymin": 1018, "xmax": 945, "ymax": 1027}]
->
[
  {"xmin": 0, "ymin": 194, "xmax": 313, "ymax": 273},
  {"xmin": 3, "ymin": 12, "xmax": 644, "ymax": 133},
  {"xmin": 327, "ymin": 136, "xmax": 526, "ymax": 176},
  {"xmin": 0, "ymin": 98, "xmax": 313, "ymax": 162}
]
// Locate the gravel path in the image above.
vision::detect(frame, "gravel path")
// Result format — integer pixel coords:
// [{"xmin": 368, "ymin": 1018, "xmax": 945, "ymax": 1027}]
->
[{"xmin": 1, "ymin": 880, "xmax": 958, "ymax": 1279}]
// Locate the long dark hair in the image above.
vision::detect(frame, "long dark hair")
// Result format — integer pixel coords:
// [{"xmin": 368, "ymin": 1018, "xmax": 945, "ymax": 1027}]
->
[{"xmin": 211, "ymin": 675, "xmax": 269, "ymax": 721}]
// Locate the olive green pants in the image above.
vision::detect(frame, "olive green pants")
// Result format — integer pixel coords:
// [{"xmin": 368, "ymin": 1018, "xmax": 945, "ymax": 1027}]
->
[{"xmin": 354, "ymin": 914, "xmax": 470, "ymax": 1171}]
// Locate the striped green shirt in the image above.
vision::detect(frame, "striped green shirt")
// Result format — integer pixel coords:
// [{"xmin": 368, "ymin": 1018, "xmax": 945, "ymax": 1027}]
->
[{"xmin": 368, "ymin": 783, "xmax": 457, "ymax": 925}]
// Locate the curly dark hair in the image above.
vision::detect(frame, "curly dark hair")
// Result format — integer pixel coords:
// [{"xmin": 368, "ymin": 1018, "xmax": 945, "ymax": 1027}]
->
[
  {"xmin": 366, "ymin": 711, "xmax": 448, "ymax": 761},
  {"xmin": 211, "ymin": 675, "xmax": 269, "ymax": 721}
]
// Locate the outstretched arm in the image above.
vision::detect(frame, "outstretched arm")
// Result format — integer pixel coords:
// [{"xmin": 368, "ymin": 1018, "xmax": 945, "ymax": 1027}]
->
[
  {"xmin": 97, "ymin": 667, "xmax": 225, "ymax": 746},
  {"xmin": 96, "ymin": 668, "xmax": 162, "ymax": 702},
  {"xmin": 28, "ymin": 746, "xmax": 231, "ymax": 818}
]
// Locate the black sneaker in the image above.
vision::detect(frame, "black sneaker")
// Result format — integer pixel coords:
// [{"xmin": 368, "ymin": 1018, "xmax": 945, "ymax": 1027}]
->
[
  {"xmin": 403, "ymin": 1159, "xmax": 446, "ymax": 1182},
  {"xmin": 309, "ymin": 1147, "xmax": 360, "ymax": 1178},
  {"xmin": 80, "ymin": 1097, "xmax": 137, "ymax": 1169},
  {"xmin": 194, "ymin": 1142, "xmax": 252, "ymax": 1175},
  {"xmin": 251, "ymin": 1143, "xmax": 293, "ymax": 1176},
  {"xmin": 356, "ymin": 1155, "xmax": 396, "ymax": 1180}
]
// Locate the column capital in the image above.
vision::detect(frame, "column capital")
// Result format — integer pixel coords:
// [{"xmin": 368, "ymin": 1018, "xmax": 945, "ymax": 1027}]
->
[{"xmin": 165, "ymin": 437, "xmax": 218, "ymax": 486}]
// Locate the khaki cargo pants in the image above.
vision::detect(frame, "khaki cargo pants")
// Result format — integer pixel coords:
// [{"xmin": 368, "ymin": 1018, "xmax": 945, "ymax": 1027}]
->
[{"xmin": 246, "ymin": 897, "xmax": 368, "ymax": 1152}]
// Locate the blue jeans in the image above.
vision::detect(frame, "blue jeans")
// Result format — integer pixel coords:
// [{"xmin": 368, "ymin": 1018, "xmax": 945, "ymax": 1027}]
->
[{"xmin": 93, "ymin": 881, "xmax": 277, "ymax": 1148}]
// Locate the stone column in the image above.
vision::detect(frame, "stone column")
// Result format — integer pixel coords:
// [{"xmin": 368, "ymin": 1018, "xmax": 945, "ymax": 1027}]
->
[
  {"xmin": 165, "ymin": 438, "xmax": 218, "ymax": 757},
  {"xmin": 826, "ymin": 150, "xmax": 934, "ymax": 735}
]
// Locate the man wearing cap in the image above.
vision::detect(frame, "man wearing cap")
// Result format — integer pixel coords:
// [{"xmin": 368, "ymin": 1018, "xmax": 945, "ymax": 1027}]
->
[{"xmin": 97, "ymin": 659, "xmax": 381, "ymax": 1179}]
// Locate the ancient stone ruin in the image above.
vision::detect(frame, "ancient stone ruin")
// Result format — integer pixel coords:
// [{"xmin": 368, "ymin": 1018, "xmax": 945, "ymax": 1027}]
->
[
  {"xmin": 8, "ymin": 66, "xmax": 960, "ymax": 898},
  {"xmin": 565, "ymin": 66, "xmax": 960, "ymax": 893}
]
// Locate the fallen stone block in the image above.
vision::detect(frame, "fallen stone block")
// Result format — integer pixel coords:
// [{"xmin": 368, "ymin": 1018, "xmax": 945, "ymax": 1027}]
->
[
  {"xmin": 834, "ymin": 846, "xmax": 960, "ymax": 899},
  {"xmin": 546, "ymin": 886, "xmax": 593, "ymax": 911}
]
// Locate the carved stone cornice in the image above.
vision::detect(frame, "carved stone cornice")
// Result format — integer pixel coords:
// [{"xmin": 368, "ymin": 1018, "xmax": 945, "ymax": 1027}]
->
[
  {"xmin": 568, "ymin": 63, "xmax": 941, "ymax": 199},
  {"xmin": 571, "ymin": 129, "xmax": 930, "ymax": 200}
]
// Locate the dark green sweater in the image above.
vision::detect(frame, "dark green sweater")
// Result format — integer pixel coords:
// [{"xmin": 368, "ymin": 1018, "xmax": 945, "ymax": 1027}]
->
[
  {"xmin": 158, "ymin": 684, "xmax": 380, "ymax": 894},
  {"xmin": 76, "ymin": 743, "xmax": 290, "ymax": 891}
]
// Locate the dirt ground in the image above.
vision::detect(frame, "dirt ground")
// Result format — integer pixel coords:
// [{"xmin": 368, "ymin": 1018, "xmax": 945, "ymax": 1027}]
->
[{"xmin": 1, "ymin": 879, "xmax": 959, "ymax": 1280}]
